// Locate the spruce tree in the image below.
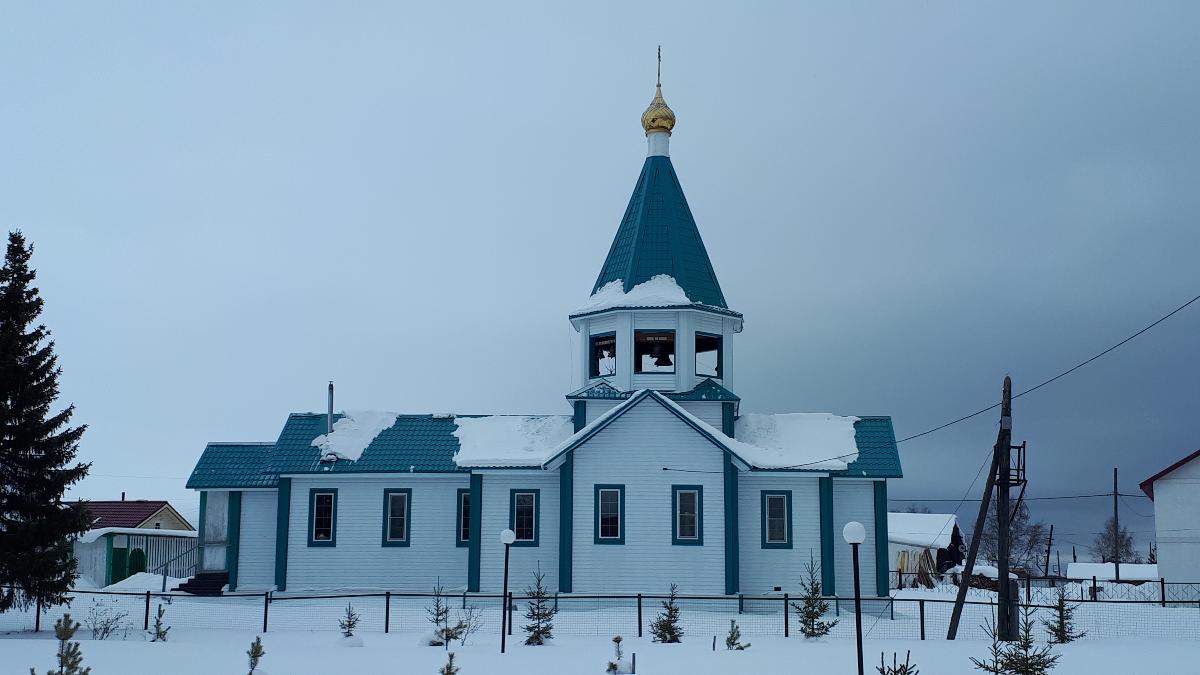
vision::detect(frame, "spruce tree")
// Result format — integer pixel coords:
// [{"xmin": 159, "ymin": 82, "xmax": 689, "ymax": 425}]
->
[
  {"xmin": 649, "ymin": 583, "xmax": 683, "ymax": 643},
  {"xmin": 1042, "ymin": 588, "xmax": 1084, "ymax": 643},
  {"xmin": 246, "ymin": 636, "xmax": 265, "ymax": 675},
  {"xmin": 794, "ymin": 552, "xmax": 838, "ymax": 638},
  {"xmin": 724, "ymin": 619, "xmax": 750, "ymax": 650},
  {"xmin": 338, "ymin": 602, "xmax": 360, "ymax": 638},
  {"xmin": 522, "ymin": 568, "xmax": 556, "ymax": 645},
  {"xmin": 0, "ymin": 231, "xmax": 91, "ymax": 613},
  {"xmin": 1001, "ymin": 603, "xmax": 1059, "ymax": 675},
  {"xmin": 30, "ymin": 613, "xmax": 90, "ymax": 675},
  {"xmin": 438, "ymin": 652, "xmax": 459, "ymax": 675},
  {"xmin": 970, "ymin": 615, "xmax": 1005, "ymax": 674}
]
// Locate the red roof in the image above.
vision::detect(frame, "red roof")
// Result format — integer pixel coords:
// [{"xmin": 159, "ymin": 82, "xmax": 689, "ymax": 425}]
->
[
  {"xmin": 1139, "ymin": 448, "xmax": 1200, "ymax": 500},
  {"xmin": 80, "ymin": 500, "xmax": 173, "ymax": 529}
]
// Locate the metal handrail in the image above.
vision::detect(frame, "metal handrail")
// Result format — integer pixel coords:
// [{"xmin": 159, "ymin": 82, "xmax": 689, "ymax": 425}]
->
[{"xmin": 151, "ymin": 544, "xmax": 199, "ymax": 592}]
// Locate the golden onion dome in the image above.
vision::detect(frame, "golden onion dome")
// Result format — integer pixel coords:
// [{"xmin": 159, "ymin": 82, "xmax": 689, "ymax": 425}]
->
[{"xmin": 641, "ymin": 84, "xmax": 676, "ymax": 135}]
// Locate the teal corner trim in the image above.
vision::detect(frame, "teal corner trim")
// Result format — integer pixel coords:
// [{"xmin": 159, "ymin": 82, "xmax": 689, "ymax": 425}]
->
[
  {"xmin": 275, "ymin": 479, "xmax": 291, "ymax": 591},
  {"xmin": 196, "ymin": 491, "xmax": 208, "ymax": 571},
  {"xmin": 819, "ymin": 478, "xmax": 835, "ymax": 595},
  {"xmin": 722, "ymin": 456, "xmax": 739, "ymax": 594},
  {"xmin": 559, "ymin": 454, "xmax": 573, "ymax": 592},
  {"xmin": 381, "ymin": 488, "xmax": 413, "ymax": 547},
  {"xmin": 874, "ymin": 481, "xmax": 890, "ymax": 597},
  {"xmin": 671, "ymin": 484, "xmax": 703, "ymax": 546},
  {"xmin": 593, "ymin": 484, "xmax": 625, "ymax": 545},
  {"xmin": 456, "ymin": 488, "xmax": 471, "ymax": 548},
  {"xmin": 307, "ymin": 488, "xmax": 338, "ymax": 547},
  {"xmin": 721, "ymin": 402, "xmax": 735, "ymax": 437},
  {"xmin": 572, "ymin": 401, "xmax": 586, "ymax": 432},
  {"xmin": 467, "ymin": 474, "xmax": 483, "ymax": 591},
  {"xmin": 509, "ymin": 489, "xmax": 541, "ymax": 546},
  {"xmin": 760, "ymin": 490, "xmax": 793, "ymax": 549},
  {"xmin": 104, "ymin": 534, "xmax": 114, "ymax": 586},
  {"xmin": 226, "ymin": 492, "xmax": 242, "ymax": 591}
]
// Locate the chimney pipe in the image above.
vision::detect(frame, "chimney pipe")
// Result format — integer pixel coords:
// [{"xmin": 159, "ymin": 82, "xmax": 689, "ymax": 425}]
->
[
  {"xmin": 121, "ymin": 491, "xmax": 125, "ymax": 501},
  {"xmin": 327, "ymin": 381, "xmax": 335, "ymax": 434}
]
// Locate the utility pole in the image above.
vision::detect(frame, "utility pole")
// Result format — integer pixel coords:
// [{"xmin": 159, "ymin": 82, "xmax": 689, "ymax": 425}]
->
[
  {"xmin": 995, "ymin": 377, "xmax": 1015, "ymax": 640},
  {"xmin": 947, "ymin": 376, "xmax": 1014, "ymax": 640},
  {"xmin": 1113, "ymin": 467, "xmax": 1120, "ymax": 583},
  {"xmin": 1043, "ymin": 524, "xmax": 1054, "ymax": 577}
]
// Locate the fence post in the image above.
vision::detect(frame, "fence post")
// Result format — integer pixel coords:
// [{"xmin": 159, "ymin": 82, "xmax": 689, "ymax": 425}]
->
[
  {"xmin": 144, "ymin": 591, "xmax": 151, "ymax": 631},
  {"xmin": 783, "ymin": 592, "xmax": 789, "ymax": 637},
  {"xmin": 637, "ymin": 593, "xmax": 643, "ymax": 638},
  {"xmin": 919, "ymin": 600, "xmax": 925, "ymax": 640},
  {"xmin": 1091, "ymin": 576, "xmax": 1098, "ymax": 601},
  {"xmin": 507, "ymin": 592, "xmax": 514, "ymax": 636},
  {"xmin": 835, "ymin": 596, "xmax": 840, "ymax": 617},
  {"xmin": 738, "ymin": 593, "xmax": 744, "ymax": 615},
  {"xmin": 631, "ymin": 652, "xmax": 636, "ymax": 674},
  {"xmin": 1025, "ymin": 577, "xmax": 1031, "ymax": 603},
  {"xmin": 385, "ymin": 592, "xmax": 391, "ymax": 633},
  {"xmin": 262, "ymin": 592, "xmax": 270, "ymax": 633},
  {"xmin": 34, "ymin": 596, "xmax": 41, "ymax": 633},
  {"xmin": 1160, "ymin": 578, "xmax": 1166, "ymax": 608}
]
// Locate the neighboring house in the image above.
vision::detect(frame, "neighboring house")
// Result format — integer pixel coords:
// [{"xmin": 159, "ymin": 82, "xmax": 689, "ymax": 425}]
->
[
  {"xmin": 887, "ymin": 512, "xmax": 964, "ymax": 588},
  {"xmin": 185, "ymin": 75, "xmax": 903, "ymax": 598},
  {"xmin": 73, "ymin": 499, "xmax": 196, "ymax": 587},
  {"xmin": 1140, "ymin": 449, "xmax": 1200, "ymax": 582}
]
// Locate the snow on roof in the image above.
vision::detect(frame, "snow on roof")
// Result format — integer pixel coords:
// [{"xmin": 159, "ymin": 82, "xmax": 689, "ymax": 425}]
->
[
  {"xmin": 75, "ymin": 527, "xmax": 197, "ymax": 544},
  {"xmin": 733, "ymin": 413, "xmax": 860, "ymax": 470},
  {"xmin": 1066, "ymin": 562, "xmax": 1159, "ymax": 581},
  {"xmin": 573, "ymin": 275, "xmax": 693, "ymax": 315},
  {"xmin": 452, "ymin": 415, "xmax": 575, "ymax": 468},
  {"xmin": 310, "ymin": 410, "xmax": 399, "ymax": 462},
  {"xmin": 888, "ymin": 512, "xmax": 958, "ymax": 549}
]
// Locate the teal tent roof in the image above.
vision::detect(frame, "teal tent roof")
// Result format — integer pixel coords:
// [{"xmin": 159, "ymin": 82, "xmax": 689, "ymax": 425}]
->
[
  {"xmin": 591, "ymin": 156, "xmax": 728, "ymax": 309},
  {"xmin": 835, "ymin": 417, "xmax": 903, "ymax": 479},
  {"xmin": 186, "ymin": 443, "xmax": 277, "ymax": 489}
]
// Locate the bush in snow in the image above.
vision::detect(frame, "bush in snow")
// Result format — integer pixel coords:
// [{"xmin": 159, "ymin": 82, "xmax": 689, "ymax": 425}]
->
[
  {"xmin": 438, "ymin": 652, "xmax": 459, "ymax": 675},
  {"xmin": 877, "ymin": 651, "xmax": 919, "ymax": 675},
  {"xmin": 649, "ymin": 584, "xmax": 683, "ymax": 643},
  {"xmin": 246, "ymin": 635, "xmax": 265, "ymax": 675},
  {"xmin": 339, "ymin": 602, "xmax": 360, "ymax": 638},
  {"xmin": 1042, "ymin": 588, "xmax": 1085, "ymax": 644},
  {"xmin": 454, "ymin": 605, "xmax": 482, "ymax": 647},
  {"xmin": 30, "ymin": 613, "xmax": 91, "ymax": 675},
  {"xmin": 724, "ymin": 620, "xmax": 750, "ymax": 650},
  {"xmin": 85, "ymin": 598, "xmax": 128, "ymax": 641},
  {"xmin": 149, "ymin": 603, "xmax": 170, "ymax": 642},
  {"xmin": 793, "ymin": 553, "xmax": 837, "ymax": 638},
  {"xmin": 523, "ymin": 568, "xmax": 557, "ymax": 645}
]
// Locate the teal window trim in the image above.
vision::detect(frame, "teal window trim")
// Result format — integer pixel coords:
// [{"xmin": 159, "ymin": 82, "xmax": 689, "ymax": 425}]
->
[
  {"xmin": 196, "ymin": 491, "xmax": 208, "ymax": 571},
  {"xmin": 671, "ymin": 485, "xmax": 704, "ymax": 546},
  {"xmin": 307, "ymin": 488, "xmax": 338, "ymax": 547},
  {"xmin": 509, "ymin": 489, "xmax": 540, "ymax": 547},
  {"xmin": 593, "ymin": 484, "xmax": 625, "ymax": 545},
  {"xmin": 382, "ymin": 488, "xmax": 412, "ymax": 547},
  {"xmin": 694, "ymin": 332, "xmax": 723, "ymax": 379},
  {"xmin": 275, "ymin": 479, "xmax": 291, "ymax": 591},
  {"xmin": 456, "ymin": 488, "xmax": 471, "ymax": 548},
  {"xmin": 874, "ymin": 481, "xmax": 890, "ymax": 597},
  {"xmin": 588, "ymin": 331, "xmax": 618, "ymax": 378},
  {"xmin": 633, "ymin": 329, "xmax": 676, "ymax": 374},
  {"xmin": 226, "ymin": 491, "xmax": 242, "ymax": 591},
  {"xmin": 761, "ymin": 490, "xmax": 793, "ymax": 549},
  {"xmin": 467, "ymin": 474, "xmax": 482, "ymax": 591},
  {"xmin": 819, "ymin": 477, "xmax": 835, "ymax": 595}
]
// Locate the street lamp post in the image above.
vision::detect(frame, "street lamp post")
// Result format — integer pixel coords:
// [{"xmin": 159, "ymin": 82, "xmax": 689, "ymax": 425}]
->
[
  {"xmin": 843, "ymin": 521, "xmax": 867, "ymax": 675},
  {"xmin": 499, "ymin": 529, "xmax": 515, "ymax": 654}
]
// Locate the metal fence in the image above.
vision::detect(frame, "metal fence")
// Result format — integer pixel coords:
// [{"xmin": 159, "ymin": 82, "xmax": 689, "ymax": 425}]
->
[
  {"xmin": 4, "ymin": 588, "xmax": 1199, "ymax": 642},
  {"xmin": 890, "ymin": 570, "xmax": 1200, "ymax": 603}
]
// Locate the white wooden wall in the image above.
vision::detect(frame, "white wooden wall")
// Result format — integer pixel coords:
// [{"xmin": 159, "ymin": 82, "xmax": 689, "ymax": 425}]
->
[
  {"xmin": 286, "ymin": 475, "xmax": 469, "ymax": 592},
  {"xmin": 570, "ymin": 397, "xmax": 726, "ymax": 594},
  {"xmin": 675, "ymin": 401, "xmax": 723, "ymax": 429},
  {"xmin": 237, "ymin": 490, "xmax": 277, "ymax": 590},
  {"xmin": 73, "ymin": 539, "xmax": 108, "ymax": 587},
  {"xmin": 1153, "ymin": 456, "xmax": 1200, "ymax": 582},
  {"xmin": 477, "ymin": 471, "xmax": 559, "ymax": 593},
  {"xmin": 202, "ymin": 490, "xmax": 229, "ymax": 572},
  {"xmin": 831, "ymin": 479, "xmax": 878, "ymax": 597},
  {"xmin": 737, "ymin": 475, "xmax": 822, "ymax": 594}
]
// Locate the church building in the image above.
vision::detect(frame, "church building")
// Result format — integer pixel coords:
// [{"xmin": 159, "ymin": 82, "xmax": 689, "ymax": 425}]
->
[{"xmin": 185, "ymin": 67, "xmax": 902, "ymax": 599}]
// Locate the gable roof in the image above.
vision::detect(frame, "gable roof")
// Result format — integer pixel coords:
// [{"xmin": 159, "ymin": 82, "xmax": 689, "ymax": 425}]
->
[
  {"xmin": 79, "ymin": 500, "xmax": 192, "ymax": 530},
  {"xmin": 269, "ymin": 412, "xmax": 463, "ymax": 475},
  {"xmin": 590, "ymin": 156, "xmax": 728, "ymax": 309},
  {"xmin": 187, "ymin": 442, "xmax": 277, "ymax": 489},
  {"xmin": 565, "ymin": 378, "xmax": 740, "ymax": 402},
  {"xmin": 1139, "ymin": 448, "xmax": 1200, "ymax": 499}
]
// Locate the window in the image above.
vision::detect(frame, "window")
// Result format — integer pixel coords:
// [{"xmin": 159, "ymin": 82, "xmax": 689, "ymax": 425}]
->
[
  {"xmin": 761, "ymin": 491, "xmax": 792, "ymax": 548},
  {"xmin": 594, "ymin": 484, "xmax": 625, "ymax": 544},
  {"xmin": 382, "ymin": 489, "xmax": 411, "ymax": 546},
  {"xmin": 589, "ymin": 333, "xmax": 617, "ymax": 377},
  {"xmin": 456, "ymin": 489, "xmax": 471, "ymax": 547},
  {"xmin": 634, "ymin": 330, "xmax": 675, "ymax": 373},
  {"xmin": 509, "ymin": 490, "xmax": 539, "ymax": 546},
  {"xmin": 308, "ymin": 489, "xmax": 337, "ymax": 547},
  {"xmin": 672, "ymin": 485, "xmax": 703, "ymax": 545},
  {"xmin": 695, "ymin": 333, "xmax": 722, "ymax": 378}
]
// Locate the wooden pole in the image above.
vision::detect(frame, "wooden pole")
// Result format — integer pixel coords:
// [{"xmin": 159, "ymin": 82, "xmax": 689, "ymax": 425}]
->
[
  {"xmin": 996, "ymin": 377, "xmax": 1015, "ymax": 640},
  {"xmin": 1044, "ymin": 524, "xmax": 1054, "ymax": 577},
  {"xmin": 1113, "ymin": 467, "xmax": 1121, "ymax": 583}
]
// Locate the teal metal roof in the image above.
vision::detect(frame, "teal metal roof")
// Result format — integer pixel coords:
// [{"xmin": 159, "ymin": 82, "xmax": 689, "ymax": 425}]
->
[
  {"xmin": 186, "ymin": 443, "xmax": 277, "ymax": 489},
  {"xmin": 268, "ymin": 413, "xmax": 464, "ymax": 475},
  {"xmin": 566, "ymin": 378, "xmax": 739, "ymax": 402},
  {"xmin": 835, "ymin": 417, "xmax": 903, "ymax": 479},
  {"xmin": 592, "ymin": 156, "xmax": 728, "ymax": 309}
]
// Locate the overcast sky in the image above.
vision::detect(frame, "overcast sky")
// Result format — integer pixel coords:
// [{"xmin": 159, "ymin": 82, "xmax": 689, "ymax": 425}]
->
[{"xmin": 2, "ymin": 2, "xmax": 1197, "ymax": 566}]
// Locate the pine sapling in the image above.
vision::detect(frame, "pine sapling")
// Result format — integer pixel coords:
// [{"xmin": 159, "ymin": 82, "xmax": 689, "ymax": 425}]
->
[
  {"xmin": 150, "ymin": 604, "xmax": 170, "ymax": 642},
  {"xmin": 970, "ymin": 615, "xmax": 1005, "ymax": 674},
  {"xmin": 606, "ymin": 635, "xmax": 624, "ymax": 674},
  {"xmin": 1001, "ymin": 603, "xmax": 1059, "ymax": 675},
  {"xmin": 438, "ymin": 652, "xmax": 459, "ymax": 675},
  {"xmin": 339, "ymin": 602, "xmax": 360, "ymax": 638},
  {"xmin": 427, "ymin": 581, "xmax": 451, "ymax": 646},
  {"xmin": 877, "ymin": 651, "xmax": 920, "ymax": 675},
  {"xmin": 794, "ymin": 552, "xmax": 838, "ymax": 638},
  {"xmin": 522, "ymin": 568, "xmax": 557, "ymax": 646},
  {"xmin": 30, "ymin": 613, "xmax": 91, "ymax": 675},
  {"xmin": 1042, "ymin": 588, "xmax": 1085, "ymax": 643},
  {"xmin": 724, "ymin": 619, "xmax": 750, "ymax": 650},
  {"xmin": 246, "ymin": 636, "xmax": 265, "ymax": 675},
  {"xmin": 649, "ymin": 583, "xmax": 683, "ymax": 643}
]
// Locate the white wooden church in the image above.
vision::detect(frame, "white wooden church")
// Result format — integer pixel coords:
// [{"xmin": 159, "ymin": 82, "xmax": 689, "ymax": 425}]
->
[{"xmin": 185, "ymin": 70, "xmax": 902, "ymax": 599}]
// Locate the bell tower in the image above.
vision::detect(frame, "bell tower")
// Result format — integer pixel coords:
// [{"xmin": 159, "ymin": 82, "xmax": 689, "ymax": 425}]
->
[{"xmin": 569, "ymin": 50, "xmax": 743, "ymax": 395}]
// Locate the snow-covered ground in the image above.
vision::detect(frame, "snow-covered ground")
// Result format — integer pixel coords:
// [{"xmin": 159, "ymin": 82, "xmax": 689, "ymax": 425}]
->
[{"xmin": 5, "ymin": 628, "xmax": 1199, "ymax": 674}]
